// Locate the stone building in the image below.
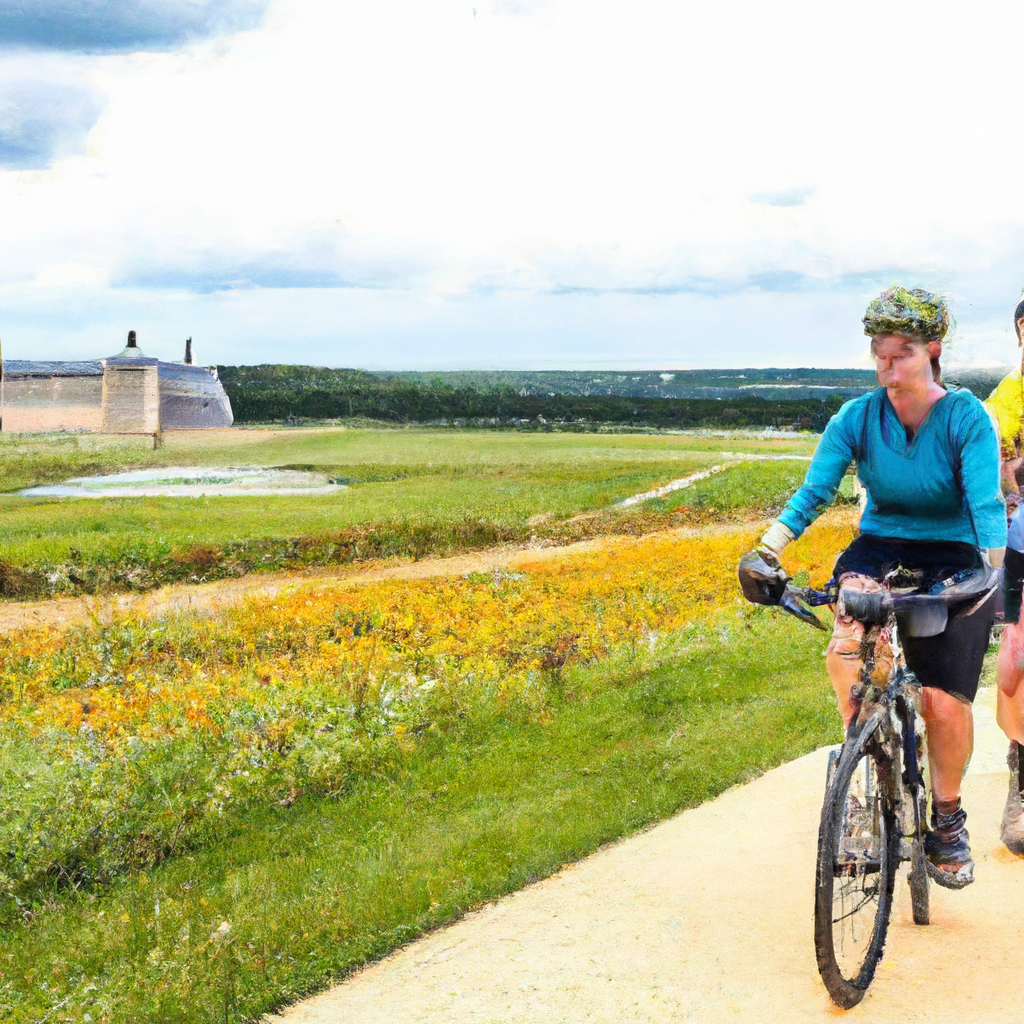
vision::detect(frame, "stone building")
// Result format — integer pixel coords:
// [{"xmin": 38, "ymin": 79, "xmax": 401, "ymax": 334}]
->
[{"xmin": 0, "ymin": 332, "xmax": 233, "ymax": 434}]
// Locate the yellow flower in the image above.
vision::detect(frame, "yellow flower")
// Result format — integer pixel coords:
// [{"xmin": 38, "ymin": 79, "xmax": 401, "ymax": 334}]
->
[{"xmin": 0, "ymin": 513, "xmax": 854, "ymax": 754}]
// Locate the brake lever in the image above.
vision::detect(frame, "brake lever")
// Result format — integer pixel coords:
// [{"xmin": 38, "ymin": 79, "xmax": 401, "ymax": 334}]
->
[{"xmin": 778, "ymin": 584, "xmax": 828, "ymax": 630}]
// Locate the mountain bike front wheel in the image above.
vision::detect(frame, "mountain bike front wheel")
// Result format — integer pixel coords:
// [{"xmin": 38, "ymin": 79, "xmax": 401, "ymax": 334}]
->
[{"xmin": 814, "ymin": 724, "xmax": 900, "ymax": 1008}]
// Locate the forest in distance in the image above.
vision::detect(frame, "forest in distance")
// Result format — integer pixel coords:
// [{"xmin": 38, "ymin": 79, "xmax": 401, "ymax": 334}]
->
[{"xmin": 216, "ymin": 364, "xmax": 1010, "ymax": 429}]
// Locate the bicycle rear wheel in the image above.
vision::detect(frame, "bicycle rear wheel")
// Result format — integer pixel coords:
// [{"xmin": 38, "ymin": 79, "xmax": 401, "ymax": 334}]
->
[{"xmin": 814, "ymin": 724, "xmax": 899, "ymax": 1008}]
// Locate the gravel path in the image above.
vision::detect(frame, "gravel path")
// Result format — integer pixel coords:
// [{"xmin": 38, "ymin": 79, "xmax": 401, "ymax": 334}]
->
[{"xmin": 267, "ymin": 686, "xmax": 1022, "ymax": 1024}]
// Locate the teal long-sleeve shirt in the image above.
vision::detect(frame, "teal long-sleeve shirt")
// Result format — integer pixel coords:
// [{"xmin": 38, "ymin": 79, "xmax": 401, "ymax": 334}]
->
[{"xmin": 778, "ymin": 387, "xmax": 1007, "ymax": 549}]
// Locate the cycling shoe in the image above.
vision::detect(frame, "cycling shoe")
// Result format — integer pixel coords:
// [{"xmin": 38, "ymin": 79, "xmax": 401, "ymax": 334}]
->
[
  {"xmin": 1001, "ymin": 742, "xmax": 1024, "ymax": 856},
  {"xmin": 925, "ymin": 800, "xmax": 975, "ymax": 890}
]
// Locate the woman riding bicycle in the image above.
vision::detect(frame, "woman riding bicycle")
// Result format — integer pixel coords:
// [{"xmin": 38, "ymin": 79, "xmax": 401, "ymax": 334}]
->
[{"xmin": 739, "ymin": 286, "xmax": 1007, "ymax": 889}]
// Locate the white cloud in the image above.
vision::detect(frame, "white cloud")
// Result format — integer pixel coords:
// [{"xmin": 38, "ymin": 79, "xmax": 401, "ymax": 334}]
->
[
  {"xmin": 749, "ymin": 188, "xmax": 816, "ymax": 209},
  {"xmin": 2, "ymin": 0, "xmax": 1024, "ymax": 367}
]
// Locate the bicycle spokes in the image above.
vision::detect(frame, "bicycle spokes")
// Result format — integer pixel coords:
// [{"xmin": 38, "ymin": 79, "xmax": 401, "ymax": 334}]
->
[{"xmin": 829, "ymin": 752, "xmax": 888, "ymax": 981}]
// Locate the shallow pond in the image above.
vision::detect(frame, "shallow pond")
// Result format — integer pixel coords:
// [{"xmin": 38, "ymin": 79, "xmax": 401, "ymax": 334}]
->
[{"xmin": 21, "ymin": 466, "xmax": 350, "ymax": 498}]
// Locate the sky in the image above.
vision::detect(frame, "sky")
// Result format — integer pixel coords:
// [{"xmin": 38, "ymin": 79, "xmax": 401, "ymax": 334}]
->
[{"xmin": 3, "ymin": 0, "xmax": 1024, "ymax": 371}]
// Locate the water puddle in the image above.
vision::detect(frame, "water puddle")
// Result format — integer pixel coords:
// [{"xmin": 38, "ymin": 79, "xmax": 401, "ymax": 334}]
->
[{"xmin": 22, "ymin": 467, "xmax": 350, "ymax": 498}]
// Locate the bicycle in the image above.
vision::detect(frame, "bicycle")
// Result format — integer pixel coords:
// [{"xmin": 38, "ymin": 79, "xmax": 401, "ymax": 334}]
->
[{"xmin": 776, "ymin": 569, "xmax": 998, "ymax": 1009}]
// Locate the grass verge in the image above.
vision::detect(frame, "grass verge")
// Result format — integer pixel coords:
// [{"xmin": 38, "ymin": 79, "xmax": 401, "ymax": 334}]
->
[
  {"xmin": 0, "ymin": 457, "xmax": 833, "ymax": 601},
  {"xmin": 0, "ymin": 608, "xmax": 838, "ymax": 1023}
]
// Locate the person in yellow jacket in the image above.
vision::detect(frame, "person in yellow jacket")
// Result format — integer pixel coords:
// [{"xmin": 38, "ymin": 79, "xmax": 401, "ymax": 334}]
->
[{"xmin": 983, "ymin": 296, "xmax": 1024, "ymax": 854}]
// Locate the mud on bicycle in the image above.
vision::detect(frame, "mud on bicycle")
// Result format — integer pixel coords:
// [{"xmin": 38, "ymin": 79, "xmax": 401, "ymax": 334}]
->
[{"xmin": 746, "ymin": 561, "xmax": 999, "ymax": 1008}]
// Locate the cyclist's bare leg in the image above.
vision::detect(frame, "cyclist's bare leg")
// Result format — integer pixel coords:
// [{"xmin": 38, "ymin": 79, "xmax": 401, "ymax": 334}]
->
[
  {"xmin": 825, "ymin": 574, "xmax": 886, "ymax": 727},
  {"xmin": 996, "ymin": 620, "xmax": 1024, "ymax": 744},
  {"xmin": 994, "ymin": 621, "xmax": 1024, "ymax": 852},
  {"xmin": 920, "ymin": 686, "xmax": 973, "ymax": 806},
  {"xmin": 920, "ymin": 685, "xmax": 975, "ymax": 878},
  {"xmin": 825, "ymin": 640, "xmax": 860, "ymax": 727}
]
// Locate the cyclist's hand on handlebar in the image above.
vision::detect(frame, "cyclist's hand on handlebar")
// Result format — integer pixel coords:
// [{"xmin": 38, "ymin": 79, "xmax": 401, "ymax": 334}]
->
[{"xmin": 737, "ymin": 548, "xmax": 788, "ymax": 606}]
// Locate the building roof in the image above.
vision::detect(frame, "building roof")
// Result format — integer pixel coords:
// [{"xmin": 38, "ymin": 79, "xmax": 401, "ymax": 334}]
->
[
  {"xmin": 1, "ymin": 358, "xmax": 219, "ymax": 378},
  {"xmin": 105, "ymin": 345, "xmax": 159, "ymax": 367},
  {"xmin": 3, "ymin": 360, "xmax": 103, "ymax": 378}
]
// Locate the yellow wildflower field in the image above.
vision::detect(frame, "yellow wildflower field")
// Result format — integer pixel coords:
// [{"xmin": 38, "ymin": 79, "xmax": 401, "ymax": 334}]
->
[
  {"xmin": 0, "ymin": 511, "xmax": 854, "ymax": 904},
  {"xmin": 2, "ymin": 512, "xmax": 854, "ymax": 746}
]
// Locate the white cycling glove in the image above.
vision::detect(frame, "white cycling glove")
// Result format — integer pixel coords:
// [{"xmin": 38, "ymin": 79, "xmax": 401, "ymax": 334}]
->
[{"xmin": 759, "ymin": 521, "xmax": 796, "ymax": 560}]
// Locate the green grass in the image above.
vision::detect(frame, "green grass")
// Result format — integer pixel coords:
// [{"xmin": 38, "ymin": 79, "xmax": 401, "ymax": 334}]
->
[
  {"xmin": 658, "ymin": 458, "xmax": 815, "ymax": 513},
  {"xmin": 0, "ymin": 434, "xmax": 163, "ymax": 494},
  {"xmin": 0, "ymin": 608, "xmax": 838, "ymax": 1023},
  {"xmin": 0, "ymin": 426, "xmax": 818, "ymax": 494},
  {"xmin": 0, "ymin": 429, "xmax": 821, "ymax": 599},
  {"xmin": 0, "ymin": 461, "xmax": 709, "ymax": 563}
]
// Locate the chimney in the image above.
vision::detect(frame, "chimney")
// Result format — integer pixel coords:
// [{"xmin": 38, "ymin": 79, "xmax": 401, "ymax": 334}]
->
[
  {"xmin": 127, "ymin": 330, "xmax": 137, "ymax": 349},
  {"xmin": 184, "ymin": 337, "xmax": 193, "ymax": 365}
]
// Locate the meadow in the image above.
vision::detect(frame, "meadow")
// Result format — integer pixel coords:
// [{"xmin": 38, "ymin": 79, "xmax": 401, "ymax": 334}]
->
[
  {"xmin": 0, "ymin": 427, "xmax": 819, "ymax": 599},
  {"xmin": 0, "ymin": 516, "xmax": 853, "ymax": 1023},
  {"xmin": 0, "ymin": 423, "xmax": 851, "ymax": 1022}
]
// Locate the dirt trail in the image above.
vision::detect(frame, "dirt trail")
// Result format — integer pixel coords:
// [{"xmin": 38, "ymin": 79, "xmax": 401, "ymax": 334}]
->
[
  {"xmin": 615, "ymin": 454, "xmax": 812, "ymax": 508},
  {"xmin": 1, "ymin": 455, "xmax": 833, "ymax": 634},
  {"xmin": 0, "ymin": 454, "xmax": 778, "ymax": 633},
  {"xmin": 267, "ymin": 686, "xmax": 1022, "ymax": 1024},
  {"xmin": 0, "ymin": 524, "xmax": 753, "ymax": 633}
]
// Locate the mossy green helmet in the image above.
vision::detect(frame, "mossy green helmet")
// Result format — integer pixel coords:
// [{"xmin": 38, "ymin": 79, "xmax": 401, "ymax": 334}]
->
[{"xmin": 862, "ymin": 287, "xmax": 950, "ymax": 342}]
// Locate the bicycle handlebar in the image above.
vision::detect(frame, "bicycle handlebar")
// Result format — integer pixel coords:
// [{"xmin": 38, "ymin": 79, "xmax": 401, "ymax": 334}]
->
[
  {"xmin": 779, "ymin": 566, "xmax": 1001, "ymax": 637},
  {"xmin": 837, "ymin": 588, "xmax": 892, "ymax": 624}
]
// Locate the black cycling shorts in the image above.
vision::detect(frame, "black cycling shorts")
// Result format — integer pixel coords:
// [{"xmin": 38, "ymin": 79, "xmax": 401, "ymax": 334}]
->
[{"xmin": 832, "ymin": 534, "xmax": 995, "ymax": 704}]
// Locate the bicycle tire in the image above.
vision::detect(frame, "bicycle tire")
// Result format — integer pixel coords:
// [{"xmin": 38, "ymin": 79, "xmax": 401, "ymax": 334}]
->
[
  {"xmin": 814, "ymin": 721, "xmax": 900, "ymax": 1008},
  {"xmin": 899, "ymin": 685, "xmax": 930, "ymax": 926},
  {"xmin": 908, "ymin": 837, "xmax": 930, "ymax": 925}
]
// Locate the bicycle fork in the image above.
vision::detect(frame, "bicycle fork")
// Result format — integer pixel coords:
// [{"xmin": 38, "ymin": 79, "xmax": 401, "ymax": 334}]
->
[{"xmin": 896, "ymin": 689, "xmax": 927, "ymax": 839}]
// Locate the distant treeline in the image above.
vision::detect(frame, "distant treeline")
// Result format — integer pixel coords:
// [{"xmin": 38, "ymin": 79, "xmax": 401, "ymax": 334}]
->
[
  {"xmin": 218, "ymin": 365, "xmax": 846, "ymax": 430},
  {"xmin": 388, "ymin": 367, "xmax": 878, "ymax": 401},
  {"xmin": 378, "ymin": 366, "xmax": 1008, "ymax": 401}
]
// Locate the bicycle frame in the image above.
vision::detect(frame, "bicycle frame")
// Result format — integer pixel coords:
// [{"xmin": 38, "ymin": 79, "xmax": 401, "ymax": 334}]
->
[
  {"xmin": 864, "ymin": 657, "xmax": 930, "ymax": 874},
  {"xmin": 803, "ymin": 580, "xmax": 933, "ymax": 1005},
  {"xmin": 775, "ymin": 567, "xmax": 1003, "ymax": 1003},
  {"xmin": 848, "ymin": 605, "xmax": 927, "ymax": 854},
  {"xmin": 784, "ymin": 579, "xmax": 928, "ymax": 851}
]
